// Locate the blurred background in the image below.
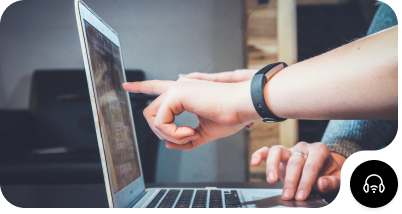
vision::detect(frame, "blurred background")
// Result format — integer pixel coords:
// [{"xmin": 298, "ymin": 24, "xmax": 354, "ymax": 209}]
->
[{"xmin": 0, "ymin": 0, "xmax": 382, "ymax": 207}]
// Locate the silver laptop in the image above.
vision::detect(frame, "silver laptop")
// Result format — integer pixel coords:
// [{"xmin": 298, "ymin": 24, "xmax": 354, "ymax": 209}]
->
[{"xmin": 74, "ymin": 0, "xmax": 327, "ymax": 208}]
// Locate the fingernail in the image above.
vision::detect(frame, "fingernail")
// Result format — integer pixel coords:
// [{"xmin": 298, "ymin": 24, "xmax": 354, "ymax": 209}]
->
[
  {"xmin": 321, "ymin": 178, "xmax": 330, "ymax": 191},
  {"xmin": 283, "ymin": 189, "xmax": 290, "ymax": 198},
  {"xmin": 296, "ymin": 190, "xmax": 305, "ymax": 200},
  {"xmin": 122, "ymin": 83, "xmax": 128, "ymax": 86},
  {"xmin": 268, "ymin": 171, "xmax": 275, "ymax": 181}
]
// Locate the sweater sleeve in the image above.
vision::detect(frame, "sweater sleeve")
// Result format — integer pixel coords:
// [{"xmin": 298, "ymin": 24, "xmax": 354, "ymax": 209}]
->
[{"xmin": 321, "ymin": 120, "xmax": 397, "ymax": 158}]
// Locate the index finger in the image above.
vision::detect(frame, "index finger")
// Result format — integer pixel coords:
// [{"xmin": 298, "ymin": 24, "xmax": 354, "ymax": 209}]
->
[
  {"xmin": 185, "ymin": 69, "xmax": 257, "ymax": 83},
  {"xmin": 122, "ymin": 80, "xmax": 175, "ymax": 95}
]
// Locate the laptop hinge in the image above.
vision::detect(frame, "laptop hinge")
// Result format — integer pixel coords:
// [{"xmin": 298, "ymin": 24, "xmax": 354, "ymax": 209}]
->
[{"xmin": 126, "ymin": 191, "xmax": 147, "ymax": 208}]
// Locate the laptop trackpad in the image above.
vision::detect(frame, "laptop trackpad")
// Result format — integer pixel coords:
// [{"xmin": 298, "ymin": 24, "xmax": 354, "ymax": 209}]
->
[{"xmin": 240, "ymin": 189, "xmax": 327, "ymax": 208}]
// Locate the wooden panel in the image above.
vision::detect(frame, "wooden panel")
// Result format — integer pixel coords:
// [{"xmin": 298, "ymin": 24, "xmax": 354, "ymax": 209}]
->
[
  {"xmin": 245, "ymin": 0, "xmax": 280, "ymax": 182},
  {"xmin": 245, "ymin": 0, "xmax": 299, "ymax": 182},
  {"xmin": 277, "ymin": 0, "xmax": 299, "ymax": 148}
]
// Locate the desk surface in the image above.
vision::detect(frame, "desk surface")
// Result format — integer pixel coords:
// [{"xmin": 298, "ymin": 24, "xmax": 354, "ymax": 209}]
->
[{"xmin": 1, "ymin": 182, "xmax": 284, "ymax": 208}]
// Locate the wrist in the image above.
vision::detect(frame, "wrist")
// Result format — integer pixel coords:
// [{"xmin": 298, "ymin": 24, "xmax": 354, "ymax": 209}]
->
[
  {"xmin": 263, "ymin": 68, "xmax": 287, "ymax": 119},
  {"xmin": 233, "ymin": 80, "xmax": 261, "ymax": 124}
]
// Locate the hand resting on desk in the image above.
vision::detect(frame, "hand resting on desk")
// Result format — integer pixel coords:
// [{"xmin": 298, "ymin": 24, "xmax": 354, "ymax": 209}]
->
[{"xmin": 251, "ymin": 142, "xmax": 345, "ymax": 201}]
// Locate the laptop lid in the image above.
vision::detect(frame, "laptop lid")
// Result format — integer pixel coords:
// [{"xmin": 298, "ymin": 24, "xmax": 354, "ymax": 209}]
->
[{"xmin": 75, "ymin": 0, "xmax": 146, "ymax": 208}]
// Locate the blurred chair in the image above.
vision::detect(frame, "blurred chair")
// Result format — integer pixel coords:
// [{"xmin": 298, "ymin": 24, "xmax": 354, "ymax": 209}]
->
[{"xmin": 0, "ymin": 70, "xmax": 159, "ymax": 184}]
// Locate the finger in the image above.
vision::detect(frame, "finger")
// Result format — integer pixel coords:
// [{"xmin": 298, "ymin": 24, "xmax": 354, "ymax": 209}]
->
[
  {"xmin": 185, "ymin": 70, "xmax": 257, "ymax": 83},
  {"xmin": 282, "ymin": 154, "xmax": 306, "ymax": 200},
  {"xmin": 295, "ymin": 144, "xmax": 330, "ymax": 201},
  {"xmin": 143, "ymin": 93, "xmax": 194, "ymax": 142},
  {"xmin": 250, "ymin": 147, "xmax": 269, "ymax": 166},
  {"xmin": 153, "ymin": 94, "xmax": 198, "ymax": 143},
  {"xmin": 143, "ymin": 94, "xmax": 167, "ymax": 140},
  {"xmin": 278, "ymin": 162, "xmax": 287, "ymax": 181},
  {"xmin": 185, "ymin": 72, "xmax": 235, "ymax": 83},
  {"xmin": 165, "ymin": 122, "xmax": 227, "ymax": 151},
  {"xmin": 165, "ymin": 127, "xmax": 207, "ymax": 151},
  {"xmin": 317, "ymin": 175, "xmax": 340, "ymax": 194},
  {"xmin": 166, "ymin": 140, "xmax": 197, "ymax": 151},
  {"xmin": 266, "ymin": 146, "xmax": 292, "ymax": 184},
  {"xmin": 122, "ymin": 80, "xmax": 175, "ymax": 95}
]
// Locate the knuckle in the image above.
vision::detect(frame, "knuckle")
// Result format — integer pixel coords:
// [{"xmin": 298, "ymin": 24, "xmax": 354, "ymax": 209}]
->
[
  {"xmin": 313, "ymin": 143, "xmax": 330, "ymax": 158},
  {"xmin": 314, "ymin": 142, "xmax": 327, "ymax": 151},
  {"xmin": 153, "ymin": 120, "xmax": 163, "ymax": 130},
  {"xmin": 143, "ymin": 107, "xmax": 149, "ymax": 117},
  {"xmin": 271, "ymin": 145, "xmax": 284, "ymax": 151},
  {"xmin": 297, "ymin": 141, "xmax": 308, "ymax": 147}
]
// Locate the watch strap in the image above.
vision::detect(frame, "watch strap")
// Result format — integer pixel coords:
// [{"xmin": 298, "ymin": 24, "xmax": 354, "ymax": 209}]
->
[{"xmin": 251, "ymin": 62, "xmax": 288, "ymax": 122}]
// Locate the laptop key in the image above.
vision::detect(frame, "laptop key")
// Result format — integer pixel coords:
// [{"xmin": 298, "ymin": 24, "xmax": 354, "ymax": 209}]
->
[
  {"xmin": 147, "ymin": 189, "xmax": 167, "ymax": 208},
  {"xmin": 225, "ymin": 190, "xmax": 242, "ymax": 208},
  {"xmin": 191, "ymin": 190, "xmax": 208, "ymax": 208},
  {"xmin": 157, "ymin": 189, "xmax": 180, "ymax": 208},
  {"xmin": 174, "ymin": 189, "xmax": 194, "ymax": 208},
  {"xmin": 208, "ymin": 190, "xmax": 223, "ymax": 208}
]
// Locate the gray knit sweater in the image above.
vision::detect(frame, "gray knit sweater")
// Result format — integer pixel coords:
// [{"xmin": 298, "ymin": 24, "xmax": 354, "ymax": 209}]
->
[{"xmin": 321, "ymin": 3, "xmax": 398, "ymax": 158}]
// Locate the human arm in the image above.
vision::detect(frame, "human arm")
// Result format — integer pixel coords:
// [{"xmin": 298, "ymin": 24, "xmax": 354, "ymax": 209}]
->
[
  {"xmin": 263, "ymin": 26, "xmax": 397, "ymax": 121},
  {"xmin": 122, "ymin": 26, "xmax": 397, "ymax": 148},
  {"xmin": 185, "ymin": 26, "xmax": 398, "ymax": 121}
]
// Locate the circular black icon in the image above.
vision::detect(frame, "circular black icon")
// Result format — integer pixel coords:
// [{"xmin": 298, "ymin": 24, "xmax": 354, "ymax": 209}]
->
[{"xmin": 347, "ymin": 158, "xmax": 402, "ymax": 213}]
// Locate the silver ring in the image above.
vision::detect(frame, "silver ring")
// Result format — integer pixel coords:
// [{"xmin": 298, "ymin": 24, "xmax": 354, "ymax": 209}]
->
[{"xmin": 292, "ymin": 151, "xmax": 307, "ymax": 160}]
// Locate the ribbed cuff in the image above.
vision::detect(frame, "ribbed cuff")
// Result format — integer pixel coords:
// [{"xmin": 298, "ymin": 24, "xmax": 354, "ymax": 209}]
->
[{"xmin": 326, "ymin": 139, "xmax": 362, "ymax": 158}]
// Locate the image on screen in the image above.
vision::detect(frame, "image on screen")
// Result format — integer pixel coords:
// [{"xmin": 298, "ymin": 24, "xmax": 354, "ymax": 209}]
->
[{"xmin": 85, "ymin": 21, "xmax": 141, "ymax": 193}]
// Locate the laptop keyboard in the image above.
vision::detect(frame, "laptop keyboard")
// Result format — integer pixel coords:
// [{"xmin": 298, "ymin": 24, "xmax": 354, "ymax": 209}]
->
[{"xmin": 146, "ymin": 189, "xmax": 242, "ymax": 208}]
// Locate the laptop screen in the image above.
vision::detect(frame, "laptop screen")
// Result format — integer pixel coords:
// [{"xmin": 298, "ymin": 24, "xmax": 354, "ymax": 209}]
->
[{"xmin": 84, "ymin": 21, "xmax": 142, "ymax": 194}]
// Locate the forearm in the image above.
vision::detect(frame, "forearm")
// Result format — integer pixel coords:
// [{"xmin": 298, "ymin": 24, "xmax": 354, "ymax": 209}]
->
[{"xmin": 265, "ymin": 26, "xmax": 397, "ymax": 120}]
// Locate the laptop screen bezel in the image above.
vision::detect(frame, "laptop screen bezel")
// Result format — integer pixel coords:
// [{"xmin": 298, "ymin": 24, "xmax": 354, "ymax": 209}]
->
[{"xmin": 75, "ymin": 0, "xmax": 145, "ymax": 208}]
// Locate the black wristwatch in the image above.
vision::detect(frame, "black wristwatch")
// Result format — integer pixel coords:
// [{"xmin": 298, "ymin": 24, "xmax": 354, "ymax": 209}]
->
[{"xmin": 251, "ymin": 62, "xmax": 288, "ymax": 123}]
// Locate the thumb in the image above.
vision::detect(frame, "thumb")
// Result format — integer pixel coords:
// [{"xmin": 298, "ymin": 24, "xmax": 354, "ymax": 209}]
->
[{"xmin": 317, "ymin": 176, "xmax": 340, "ymax": 194}]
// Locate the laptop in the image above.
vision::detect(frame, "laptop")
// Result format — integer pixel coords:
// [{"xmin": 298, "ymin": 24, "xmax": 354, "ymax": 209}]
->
[{"xmin": 74, "ymin": 0, "xmax": 328, "ymax": 208}]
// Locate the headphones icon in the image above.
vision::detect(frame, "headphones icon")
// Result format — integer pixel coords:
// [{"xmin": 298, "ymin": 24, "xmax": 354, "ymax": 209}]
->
[{"xmin": 363, "ymin": 174, "xmax": 385, "ymax": 193}]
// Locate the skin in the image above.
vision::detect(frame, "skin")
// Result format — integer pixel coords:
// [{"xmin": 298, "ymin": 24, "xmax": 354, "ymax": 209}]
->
[{"xmin": 122, "ymin": 25, "xmax": 397, "ymax": 200}]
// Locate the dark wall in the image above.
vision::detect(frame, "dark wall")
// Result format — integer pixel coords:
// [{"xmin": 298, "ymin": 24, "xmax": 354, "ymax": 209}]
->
[{"xmin": 296, "ymin": 0, "xmax": 379, "ymax": 143}]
